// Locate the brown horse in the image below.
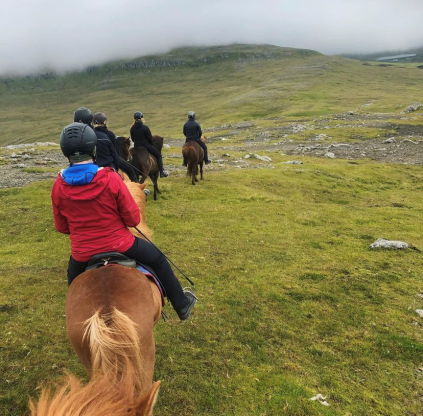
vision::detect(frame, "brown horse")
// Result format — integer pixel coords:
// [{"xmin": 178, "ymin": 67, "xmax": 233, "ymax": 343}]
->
[
  {"xmin": 182, "ymin": 140, "xmax": 204, "ymax": 185},
  {"xmin": 117, "ymin": 136, "xmax": 164, "ymax": 201},
  {"xmin": 30, "ymin": 181, "xmax": 162, "ymax": 415}
]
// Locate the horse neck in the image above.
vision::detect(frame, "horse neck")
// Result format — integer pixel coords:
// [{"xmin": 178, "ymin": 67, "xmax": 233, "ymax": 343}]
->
[
  {"xmin": 116, "ymin": 138, "xmax": 130, "ymax": 160},
  {"xmin": 125, "ymin": 182, "xmax": 153, "ymax": 240},
  {"xmin": 152, "ymin": 136, "xmax": 163, "ymax": 152}
]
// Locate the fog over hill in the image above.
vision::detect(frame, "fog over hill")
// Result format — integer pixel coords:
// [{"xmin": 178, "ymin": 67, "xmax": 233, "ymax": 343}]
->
[{"xmin": 1, "ymin": 0, "xmax": 422, "ymax": 76}]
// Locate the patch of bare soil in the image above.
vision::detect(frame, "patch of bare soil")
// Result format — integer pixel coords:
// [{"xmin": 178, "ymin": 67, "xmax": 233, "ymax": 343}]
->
[{"xmin": 2, "ymin": 114, "xmax": 423, "ymax": 189}]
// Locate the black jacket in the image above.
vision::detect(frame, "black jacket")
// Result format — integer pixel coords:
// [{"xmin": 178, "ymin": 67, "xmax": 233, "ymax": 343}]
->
[
  {"xmin": 130, "ymin": 121, "xmax": 153, "ymax": 148},
  {"xmin": 92, "ymin": 127, "xmax": 119, "ymax": 171},
  {"xmin": 95, "ymin": 125, "xmax": 118, "ymax": 153},
  {"xmin": 183, "ymin": 119, "xmax": 202, "ymax": 141}
]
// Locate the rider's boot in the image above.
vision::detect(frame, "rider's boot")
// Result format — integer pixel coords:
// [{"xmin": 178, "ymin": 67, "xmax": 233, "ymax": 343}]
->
[{"xmin": 176, "ymin": 288, "xmax": 197, "ymax": 321}]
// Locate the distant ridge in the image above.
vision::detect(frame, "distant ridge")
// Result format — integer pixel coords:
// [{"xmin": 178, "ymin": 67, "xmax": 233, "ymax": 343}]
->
[
  {"xmin": 1, "ymin": 44, "xmax": 321, "ymax": 80},
  {"xmin": 342, "ymin": 46, "xmax": 423, "ymax": 62}
]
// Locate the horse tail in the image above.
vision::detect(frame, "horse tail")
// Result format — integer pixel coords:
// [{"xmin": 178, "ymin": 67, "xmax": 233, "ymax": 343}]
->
[
  {"xmin": 83, "ymin": 307, "xmax": 144, "ymax": 392},
  {"xmin": 186, "ymin": 146, "xmax": 199, "ymax": 177}
]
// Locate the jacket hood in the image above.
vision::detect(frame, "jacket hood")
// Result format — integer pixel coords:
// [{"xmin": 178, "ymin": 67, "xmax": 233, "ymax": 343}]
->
[{"xmin": 57, "ymin": 166, "xmax": 108, "ymax": 201}]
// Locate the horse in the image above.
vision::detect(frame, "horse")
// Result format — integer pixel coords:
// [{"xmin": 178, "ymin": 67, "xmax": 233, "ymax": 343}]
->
[
  {"xmin": 30, "ymin": 180, "xmax": 162, "ymax": 415},
  {"xmin": 182, "ymin": 138, "xmax": 205, "ymax": 185},
  {"xmin": 117, "ymin": 136, "xmax": 164, "ymax": 201}
]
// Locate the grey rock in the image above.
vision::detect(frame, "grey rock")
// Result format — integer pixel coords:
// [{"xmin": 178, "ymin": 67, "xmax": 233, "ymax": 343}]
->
[{"xmin": 370, "ymin": 238, "xmax": 409, "ymax": 249}]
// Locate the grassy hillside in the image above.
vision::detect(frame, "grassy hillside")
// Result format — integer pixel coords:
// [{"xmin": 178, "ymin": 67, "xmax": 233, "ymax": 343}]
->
[
  {"xmin": 1, "ymin": 160, "xmax": 422, "ymax": 415},
  {"xmin": 1, "ymin": 44, "xmax": 423, "ymax": 147}
]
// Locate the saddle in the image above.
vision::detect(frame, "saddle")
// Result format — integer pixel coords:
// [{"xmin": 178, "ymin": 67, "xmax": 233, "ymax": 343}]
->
[{"xmin": 85, "ymin": 252, "xmax": 166, "ymax": 305}]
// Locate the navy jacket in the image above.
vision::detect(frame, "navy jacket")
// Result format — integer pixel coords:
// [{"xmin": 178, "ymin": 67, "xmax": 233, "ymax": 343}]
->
[
  {"xmin": 183, "ymin": 119, "xmax": 202, "ymax": 141},
  {"xmin": 91, "ymin": 127, "xmax": 119, "ymax": 171}
]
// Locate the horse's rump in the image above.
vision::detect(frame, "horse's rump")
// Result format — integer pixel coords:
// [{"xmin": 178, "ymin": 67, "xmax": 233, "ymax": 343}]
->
[
  {"xmin": 182, "ymin": 141, "xmax": 204, "ymax": 178},
  {"xmin": 65, "ymin": 266, "xmax": 162, "ymax": 394}
]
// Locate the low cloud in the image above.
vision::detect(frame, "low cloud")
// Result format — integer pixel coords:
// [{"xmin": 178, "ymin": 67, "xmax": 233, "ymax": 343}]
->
[{"xmin": 1, "ymin": 0, "xmax": 422, "ymax": 76}]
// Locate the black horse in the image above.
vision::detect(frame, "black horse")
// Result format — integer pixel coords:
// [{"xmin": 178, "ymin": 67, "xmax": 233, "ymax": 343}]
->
[{"xmin": 116, "ymin": 136, "xmax": 163, "ymax": 200}]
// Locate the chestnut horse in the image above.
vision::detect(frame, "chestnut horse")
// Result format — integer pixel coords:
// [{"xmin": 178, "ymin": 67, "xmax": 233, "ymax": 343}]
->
[
  {"xmin": 182, "ymin": 140, "xmax": 205, "ymax": 185},
  {"xmin": 30, "ymin": 181, "xmax": 162, "ymax": 415},
  {"xmin": 117, "ymin": 136, "xmax": 164, "ymax": 201}
]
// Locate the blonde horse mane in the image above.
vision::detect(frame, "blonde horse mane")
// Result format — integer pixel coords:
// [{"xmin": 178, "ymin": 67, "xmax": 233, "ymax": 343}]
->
[
  {"xmin": 120, "ymin": 176, "xmax": 153, "ymax": 240},
  {"xmin": 29, "ymin": 374, "xmax": 160, "ymax": 416},
  {"xmin": 30, "ymin": 308, "xmax": 160, "ymax": 415}
]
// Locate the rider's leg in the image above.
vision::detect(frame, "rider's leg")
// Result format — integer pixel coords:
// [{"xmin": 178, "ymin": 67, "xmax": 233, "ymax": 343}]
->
[
  {"xmin": 146, "ymin": 145, "xmax": 168, "ymax": 177},
  {"xmin": 123, "ymin": 237, "xmax": 196, "ymax": 319},
  {"xmin": 67, "ymin": 256, "xmax": 88, "ymax": 286},
  {"xmin": 197, "ymin": 139, "xmax": 210, "ymax": 163}
]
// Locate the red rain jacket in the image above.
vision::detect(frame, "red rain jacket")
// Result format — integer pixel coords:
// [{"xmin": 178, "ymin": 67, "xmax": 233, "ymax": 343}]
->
[{"xmin": 51, "ymin": 167, "xmax": 139, "ymax": 262}]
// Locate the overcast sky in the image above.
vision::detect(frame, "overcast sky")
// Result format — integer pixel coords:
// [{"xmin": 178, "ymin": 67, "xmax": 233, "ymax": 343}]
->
[{"xmin": 1, "ymin": 0, "xmax": 422, "ymax": 76}]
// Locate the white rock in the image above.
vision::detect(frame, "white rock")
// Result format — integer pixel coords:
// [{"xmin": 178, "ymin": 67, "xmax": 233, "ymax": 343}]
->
[
  {"xmin": 370, "ymin": 238, "xmax": 409, "ymax": 249},
  {"xmin": 310, "ymin": 394, "xmax": 329, "ymax": 406},
  {"xmin": 383, "ymin": 137, "xmax": 397, "ymax": 143},
  {"xmin": 415, "ymin": 309, "xmax": 423, "ymax": 318},
  {"xmin": 252, "ymin": 154, "xmax": 272, "ymax": 162}
]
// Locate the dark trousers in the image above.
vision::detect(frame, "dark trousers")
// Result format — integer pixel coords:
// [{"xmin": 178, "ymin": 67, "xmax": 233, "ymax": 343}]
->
[
  {"xmin": 66, "ymin": 238, "xmax": 188, "ymax": 311},
  {"xmin": 187, "ymin": 139, "xmax": 208, "ymax": 161},
  {"xmin": 143, "ymin": 144, "xmax": 164, "ymax": 173},
  {"xmin": 118, "ymin": 158, "xmax": 138, "ymax": 182}
]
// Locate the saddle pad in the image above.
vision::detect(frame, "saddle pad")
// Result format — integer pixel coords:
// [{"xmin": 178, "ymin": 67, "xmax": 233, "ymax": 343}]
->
[{"xmin": 136, "ymin": 265, "xmax": 165, "ymax": 306}]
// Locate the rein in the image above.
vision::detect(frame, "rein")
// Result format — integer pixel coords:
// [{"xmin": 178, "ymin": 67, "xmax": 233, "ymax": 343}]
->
[
  {"xmin": 118, "ymin": 156, "xmax": 151, "ymax": 179},
  {"xmin": 134, "ymin": 226, "xmax": 195, "ymax": 286}
]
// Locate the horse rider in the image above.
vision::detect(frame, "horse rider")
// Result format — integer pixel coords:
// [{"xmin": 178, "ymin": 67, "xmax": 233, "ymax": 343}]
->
[
  {"xmin": 92, "ymin": 111, "xmax": 138, "ymax": 182},
  {"xmin": 73, "ymin": 107, "xmax": 120, "ymax": 172},
  {"xmin": 52, "ymin": 122, "xmax": 197, "ymax": 320},
  {"xmin": 130, "ymin": 112, "xmax": 169, "ymax": 178},
  {"xmin": 183, "ymin": 111, "xmax": 211, "ymax": 165}
]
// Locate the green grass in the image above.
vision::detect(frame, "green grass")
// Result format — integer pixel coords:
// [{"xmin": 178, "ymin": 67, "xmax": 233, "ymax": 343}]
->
[{"xmin": 1, "ymin": 158, "xmax": 422, "ymax": 415}]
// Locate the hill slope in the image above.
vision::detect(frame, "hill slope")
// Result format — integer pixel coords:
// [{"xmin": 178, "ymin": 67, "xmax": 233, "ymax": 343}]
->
[{"xmin": 0, "ymin": 43, "xmax": 422, "ymax": 147}]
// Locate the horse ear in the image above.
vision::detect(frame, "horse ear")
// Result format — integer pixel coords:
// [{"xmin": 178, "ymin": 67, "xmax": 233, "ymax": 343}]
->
[
  {"xmin": 135, "ymin": 381, "xmax": 161, "ymax": 416},
  {"xmin": 139, "ymin": 182, "xmax": 147, "ymax": 191}
]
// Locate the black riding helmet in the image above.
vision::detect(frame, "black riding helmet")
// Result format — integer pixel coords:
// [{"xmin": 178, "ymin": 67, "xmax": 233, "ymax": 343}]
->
[
  {"xmin": 93, "ymin": 112, "xmax": 107, "ymax": 125},
  {"xmin": 60, "ymin": 122, "xmax": 97, "ymax": 163},
  {"xmin": 134, "ymin": 111, "xmax": 143, "ymax": 120},
  {"xmin": 73, "ymin": 107, "xmax": 93, "ymax": 125},
  {"xmin": 188, "ymin": 111, "xmax": 195, "ymax": 119}
]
